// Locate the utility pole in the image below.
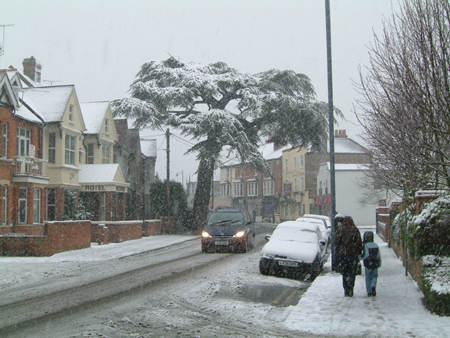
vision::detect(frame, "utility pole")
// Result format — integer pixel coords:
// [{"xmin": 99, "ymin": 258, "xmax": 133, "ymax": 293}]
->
[
  {"xmin": 325, "ymin": 0, "xmax": 337, "ymax": 271},
  {"xmin": 166, "ymin": 129, "xmax": 170, "ymax": 228},
  {"xmin": 0, "ymin": 24, "xmax": 14, "ymax": 67}
]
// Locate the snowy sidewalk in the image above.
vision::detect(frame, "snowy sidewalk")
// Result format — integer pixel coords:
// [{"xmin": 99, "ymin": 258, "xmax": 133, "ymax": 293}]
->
[{"xmin": 284, "ymin": 231, "xmax": 450, "ymax": 337}]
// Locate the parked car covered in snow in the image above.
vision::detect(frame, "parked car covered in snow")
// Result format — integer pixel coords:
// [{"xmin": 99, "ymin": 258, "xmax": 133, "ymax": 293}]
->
[
  {"xmin": 302, "ymin": 214, "xmax": 331, "ymax": 229},
  {"xmin": 201, "ymin": 208, "xmax": 255, "ymax": 253},
  {"xmin": 296, "ymin": 217, "xmax": 330, "ymax": 247},
  {"xmin": 259, "ymin": 221, "xmax": 327, "ymax": 280}
]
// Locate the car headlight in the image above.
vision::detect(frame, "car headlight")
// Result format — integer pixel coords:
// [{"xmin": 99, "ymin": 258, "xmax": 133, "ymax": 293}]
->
[
  {"xmin": 233, "ymin": 230, "xmax": 245, "ymax": 238},
  {"xmin": 201, "ymin": 230, "xmax": 212, "ymax": 238}
]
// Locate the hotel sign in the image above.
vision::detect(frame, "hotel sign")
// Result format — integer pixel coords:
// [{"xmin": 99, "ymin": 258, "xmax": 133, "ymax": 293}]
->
[{"xmin": 80, "ymin": 184, "xmax": 128, "ymax": 192}]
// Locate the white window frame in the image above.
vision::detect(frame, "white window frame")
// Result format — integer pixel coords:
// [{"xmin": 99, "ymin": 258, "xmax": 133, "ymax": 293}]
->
[
  {"xmin": 233, "ymin": 181, "xmax": 242, "ymax": 197},
  {"xmin": 48, "ymin": 132, "xmax": 56, "ymax": 163},
  {"xmin": 65, "ymin": 135, "xmax": 76, "ymax": 165},
  {"xmin": 102, "ymin": 143, "xmax": 111, "ymax": 163},
  {"xmin": 18, "ymin": 187, "xmax": 27, "ymax": 224},
  {"xmin": 33, "ymin": 188, "xmax": 40, "ymax": 224},
  {"xmin": 17, "ymin": 127, "xmax": 30, "ymax": 157},
  {"xmin": 247, "ymin": 180, "xmax": 258, "ymax": 197},
  {"xmin": 263, "ymin": 178, "xmax": 274, "ymax": 196}
]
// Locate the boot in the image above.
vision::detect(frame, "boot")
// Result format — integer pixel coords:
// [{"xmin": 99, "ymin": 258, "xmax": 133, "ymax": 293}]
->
[{"xmin": 371, "ymin": 286, "xmax": 376, "ymax": 297}]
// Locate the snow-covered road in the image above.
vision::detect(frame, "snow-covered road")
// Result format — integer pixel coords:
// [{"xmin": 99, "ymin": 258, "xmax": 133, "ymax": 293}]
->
[{"xmin": 1, "ymin": 229, "xmax": 449, "ymax": 337}]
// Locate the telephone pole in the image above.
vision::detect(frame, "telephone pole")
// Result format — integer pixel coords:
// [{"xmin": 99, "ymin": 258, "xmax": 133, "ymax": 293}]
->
[
  {"xmin": 166, "ymin": 129, "xmax": 170, "ymax": 226},
  {"xmin": 0, "ymin": 24, "xmax": 14, "ymax": 67}
]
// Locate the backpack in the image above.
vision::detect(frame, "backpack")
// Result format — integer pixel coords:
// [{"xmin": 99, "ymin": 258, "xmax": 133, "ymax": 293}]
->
[{"xmin": 363, "ymin": 246, "xmax": 380, "ymax": 270}]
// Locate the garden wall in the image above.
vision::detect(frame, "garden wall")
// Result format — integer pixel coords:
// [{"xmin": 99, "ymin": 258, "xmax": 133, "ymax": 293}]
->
[{"xmin": 1, "ymin": 219, "xmax": 163, "ymax": 256}]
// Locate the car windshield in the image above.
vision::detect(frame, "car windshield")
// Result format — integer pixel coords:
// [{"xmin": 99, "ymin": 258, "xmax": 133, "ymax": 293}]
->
[{"xmin": 207, "ymin": 212, "xmax": 243, "ymax": 225}]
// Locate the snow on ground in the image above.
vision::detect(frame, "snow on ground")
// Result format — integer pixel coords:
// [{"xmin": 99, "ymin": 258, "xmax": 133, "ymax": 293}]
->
[
  {"xmin": 284, "ymin": 234, "xmax": 450, "ymax": 337},
  {"xmin": 1, "ymin": 231, "xmax": 449, "ymax": 337}
]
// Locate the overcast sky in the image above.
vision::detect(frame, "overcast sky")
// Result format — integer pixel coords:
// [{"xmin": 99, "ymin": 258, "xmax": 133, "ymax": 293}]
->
[{"xmin": 1, "ymin": 0, "xmax": 399, "ymax": 183}]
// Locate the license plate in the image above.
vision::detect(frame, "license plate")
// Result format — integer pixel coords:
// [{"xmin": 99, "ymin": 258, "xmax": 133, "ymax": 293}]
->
[
  {"xmin": 215, "ymin": 240, "xmax": 229, "ymax": 246},
  {"xmin": 278, "ymin": 260, "xmax": 299, "ymax": 267}
]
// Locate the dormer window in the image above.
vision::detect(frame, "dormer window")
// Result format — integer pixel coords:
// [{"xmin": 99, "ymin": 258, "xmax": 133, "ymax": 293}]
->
[{"xmin": 69, "ymin": 104, "xmax": 74, "ymax": 121}]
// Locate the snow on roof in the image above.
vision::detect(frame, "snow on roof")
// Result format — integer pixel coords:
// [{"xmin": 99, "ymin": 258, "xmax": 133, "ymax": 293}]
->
[
  {"xmin": 323, "ymin": 162, "xmax": 370, "ymax": 171},
  {"xmin": 80, "ymin": 101, "xmax": 109, "ymax": 134},
  {"xmin": 329, "ymin": 136, "xmax": 368, "ymax": 154},
  {"xmin": 4, "ymin": 69, "xmax": 36, "ymax": 88},
  {"xmin": 219, "ymin": 142, "xmax": 287, "ymax": 167},
  {"xmin": 79, "ymin": 164, "xmax": 122, "ymax": 183},
  {"xmin": 15, "ymin": 102, "xmax": 43, "ymax": 123},
  {"xmin": 20, "ymin": 85, "xmax": 74, "ymax": 122},
  {"xmin": 140, "ymin": 138, "xmax": 157, "ymax": 157}
]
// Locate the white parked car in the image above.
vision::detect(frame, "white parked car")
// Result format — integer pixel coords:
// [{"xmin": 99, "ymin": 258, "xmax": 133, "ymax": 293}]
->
[
  {"xmin": 259, "ymin": 221, "xmax": 327, "ymax": 280},
  {"xmin": 302, "ymin": 214, "xmax": 332, "ymax": 229},
  {"xmin": 296, "ymin": 217, "xmax": 330, "ymax": 247}
]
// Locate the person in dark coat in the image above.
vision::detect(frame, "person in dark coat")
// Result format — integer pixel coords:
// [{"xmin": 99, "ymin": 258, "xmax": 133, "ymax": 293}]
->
[{"xmin": 335, "ymin": 216, "xmax": 362, "ymax": 297}]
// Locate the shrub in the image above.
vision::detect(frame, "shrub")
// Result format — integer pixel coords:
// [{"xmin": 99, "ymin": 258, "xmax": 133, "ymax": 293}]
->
[
  {"xmin": 412, "ymin": 195, "xmax": 450, "ymax": 257},
  {"xmin": 422, "ymin": 255, "xmax": 450, "ymax": 316}
]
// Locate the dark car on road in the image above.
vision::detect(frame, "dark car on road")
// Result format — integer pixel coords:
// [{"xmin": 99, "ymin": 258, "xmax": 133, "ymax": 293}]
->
[{"xmin": 201, "ymin": 208, "xmax": 255, "ymax": 253}]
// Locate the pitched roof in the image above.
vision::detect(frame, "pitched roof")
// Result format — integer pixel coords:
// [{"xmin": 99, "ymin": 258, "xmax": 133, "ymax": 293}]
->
[
  {"xmin": 20, "ymin": 85, "xmax": 74, "ymax": 122},
  {"xmin": 79, "ymin": 163, "xmax": 125, "ymax": 184},
  {"xmin": 80, "ymin": 101, "xmax": 109, "ymax": 134},
  {"xmin": 332, "ymin": 136, "xmax": 368, "ymax": 154}
]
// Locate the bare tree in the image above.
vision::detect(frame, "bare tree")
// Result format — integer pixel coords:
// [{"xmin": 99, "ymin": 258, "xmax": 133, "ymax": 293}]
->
[{"xmin": 357, "ymin": 0, "xmax": 449, "ymax": 197}]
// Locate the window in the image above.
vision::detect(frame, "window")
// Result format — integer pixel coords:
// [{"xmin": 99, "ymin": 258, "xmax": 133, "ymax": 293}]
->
[
  {"xmin": 285, "ymin": 159, "xmax": 288, "ymax": 176},
  {"xmin": 48, "ymin": 133, "xmax": 56, "ymax": 163},
  {"xmin": 100, "ymin": 192, "xmax": 106, "ymax": 220},
  {"xmin": 300, "ymin": 177, "xmax": 304, "ymax": 192},
  {"xmin": 233, "ymin": 181, "xmax": 242, "ymax": 196},
  {"xmin": 33, "ymin": 189, "xmax": 40, "ymax": 223},
  {"xmin": 221, "ymin": 182, "xmax": 230, "ymax": 196},
  {"xmin": 47, "ymin": 188, "xmax": 56, "ymax": 221},
  {"xmin": 2, "ymin": 185, "xmax": 7, "ymax": 224},
  {"xmin": 69, "ymin": 104, "xmax": 74, "ymax": 121},
  {"xmin": 111, "ymin": 193, "xmax": 117, "ymax": 220},
  {"xmin": 2, "ymin": 123, "xmax": 7, "ymax": 158},
  {"xmin": 18, "ymin": 187, "xmax": 27, "ymax": 224},
  {"xmin": 86, "ymin": 143, "xmax": 94, "ymax": 164},
  {"xmin": 263, "ymin": 178, "xmax": 274, "ymax": 196},
  {"xmin": 65, "ymin": 135, "xmax": 76, "ymax": 165},
  {"xmin": 104, "ymin": 119, "xmax": 109, "ymax": 134},
  {"xmin": 293, "ymin": 156, "xmax": 297, "ymax": 169},
  {"xmin": 294, "ymin": 176, "xmax": 297, "ymax": 191},
  {"xmin": 17, "ymin": 127, "xmax": 30, "ymax": 157},
  {"xmin": 247, "ymin": 180, "xmax": 258, "ymax": 196},
  {"xmin": 102, "ymin": 143, "xmax": 111, "ymax": 163},
  {"xmin": 300, "ymin": 154, "xmax": 304, "ymax": 169}
]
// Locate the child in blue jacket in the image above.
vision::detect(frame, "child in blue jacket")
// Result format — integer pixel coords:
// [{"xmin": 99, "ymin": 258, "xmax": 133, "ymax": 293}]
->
[{"xmin": 361, "ymin": 231, "xmax": 381, "ymax": 296}]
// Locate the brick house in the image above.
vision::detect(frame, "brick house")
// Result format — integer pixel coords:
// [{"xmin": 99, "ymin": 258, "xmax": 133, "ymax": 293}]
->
[
  {"xmin": 0, "ymin": 72, "xmax": 49, "ymax": 226},
  {"xmin": 217, "ymin": 142, "xmax": 284, "ymax": 222}
]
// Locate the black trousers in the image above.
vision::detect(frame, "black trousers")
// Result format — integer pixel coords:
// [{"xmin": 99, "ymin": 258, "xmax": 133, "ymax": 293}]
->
[{"xmin": 340, "ymin": 255, "xmax": 358, "ymax": 294}]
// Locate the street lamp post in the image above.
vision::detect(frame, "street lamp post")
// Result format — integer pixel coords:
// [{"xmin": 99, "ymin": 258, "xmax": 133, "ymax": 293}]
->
[{"xmin": 325, "ymin": 0, "xmax": 337, "ymax": 271}]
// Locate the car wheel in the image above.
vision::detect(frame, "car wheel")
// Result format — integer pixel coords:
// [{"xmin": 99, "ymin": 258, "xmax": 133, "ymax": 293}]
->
[{"xmin": 259, "ymin": 258, "xmax": 270, "ymax": 275}]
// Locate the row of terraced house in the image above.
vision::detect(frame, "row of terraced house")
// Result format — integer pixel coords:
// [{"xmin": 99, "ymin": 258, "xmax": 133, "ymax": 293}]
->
[
  {"xmin": 205, "ymin": 130, "xmax": 387, "ymax": 227},
  {"xmin": 0, "ymin": 57, "xmax": 156, "ymax": 229}
]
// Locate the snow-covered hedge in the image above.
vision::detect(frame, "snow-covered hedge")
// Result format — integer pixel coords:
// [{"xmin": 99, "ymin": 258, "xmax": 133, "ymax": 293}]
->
[
  {"xmin": 422, "ymin": 255, "xmax": 450, "ymax": 315},
  {"xmin": 411, "ymin": 194, "xmax": 450, "ymax": 257}
]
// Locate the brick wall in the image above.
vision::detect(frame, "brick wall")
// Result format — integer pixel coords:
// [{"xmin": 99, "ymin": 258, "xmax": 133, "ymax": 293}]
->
[
  {"xmin": 143, "ymin": 220, "xmax": 162, "ymax": 236},
  {"xmin": 46, "ymin": 221, "xmax": 91, "ymax": 254},
  {"xmin": 376, "ymin": 207, "xmax": 390, "ymax": 242},
  {"xmin": 0, "ymin": 221, "xmax": 90, "ymax": 256}
]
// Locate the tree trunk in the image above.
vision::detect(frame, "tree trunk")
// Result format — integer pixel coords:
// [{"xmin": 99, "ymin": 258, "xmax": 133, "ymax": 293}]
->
[{"xmin": 192, "ymin": 156, "xmax": 215, "ymax": 232}]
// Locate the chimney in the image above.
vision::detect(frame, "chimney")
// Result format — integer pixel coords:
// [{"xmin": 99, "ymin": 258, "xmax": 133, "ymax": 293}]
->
[
  {"xmin": 22, "ymin": 56, "xmax": 41, "ymax": 83},
  {"xmin": 334, "ymin": 129, "xmax": 347, "ymax": 138}
]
